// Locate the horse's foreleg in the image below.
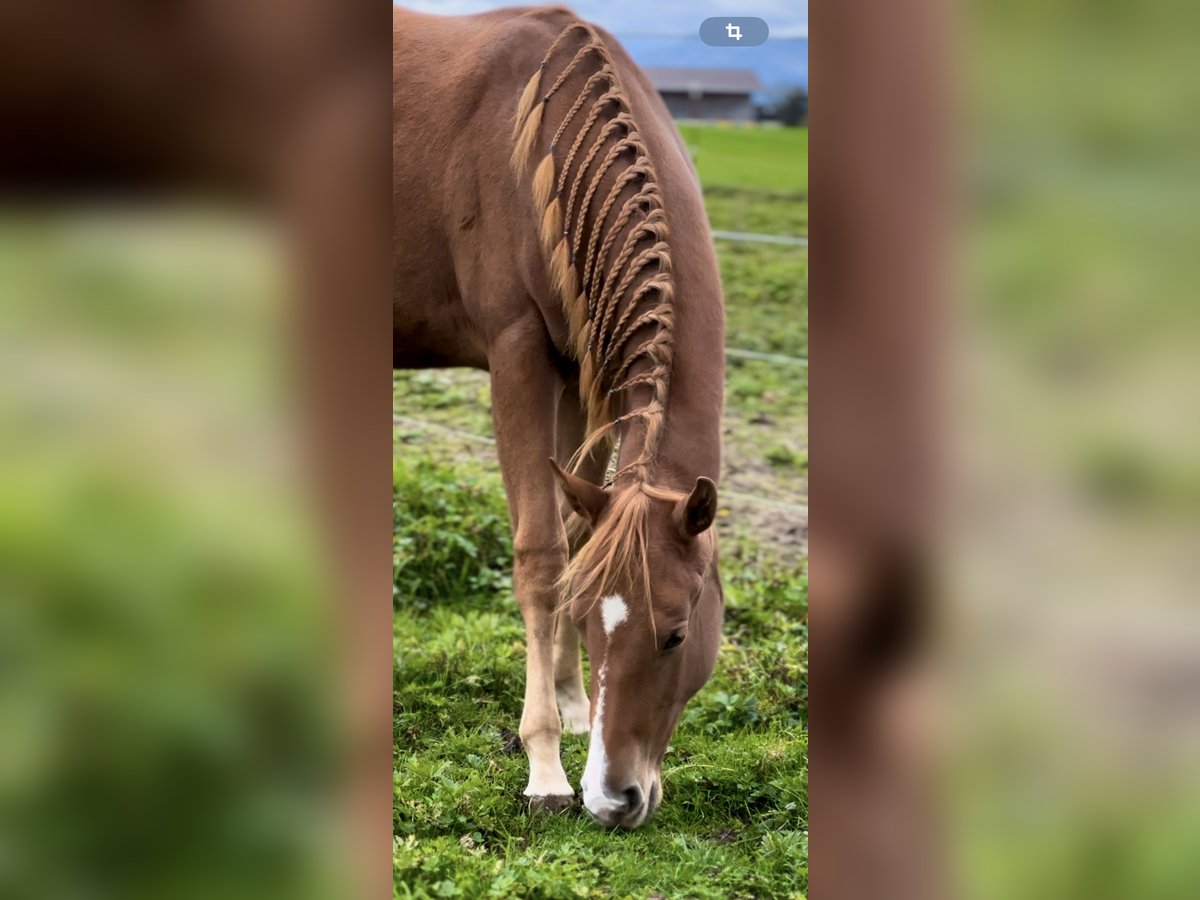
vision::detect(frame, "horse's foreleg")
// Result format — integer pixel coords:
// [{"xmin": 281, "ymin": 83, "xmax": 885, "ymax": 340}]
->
[
  {"xmin": 551, "ymin": 388, "xmax": 605, "ymax": 735},
  {"xmin": 551, "ymin": 610, "xmax": 590, "ymax": 735},
  {"xmin": 489, "ymin": 324, "xmax": 574, "ymax": 809}
]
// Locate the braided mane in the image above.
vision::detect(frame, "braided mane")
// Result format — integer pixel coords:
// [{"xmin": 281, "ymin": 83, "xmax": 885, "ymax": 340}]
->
[{"xmin": 511, "ymin": 21, "xmax": 675, "ymax": 484}]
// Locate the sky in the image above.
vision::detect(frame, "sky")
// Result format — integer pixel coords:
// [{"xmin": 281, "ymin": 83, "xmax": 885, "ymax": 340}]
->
[{"xmin": 398, "ymin": 1, "xmax": 808, "ymax": 92}]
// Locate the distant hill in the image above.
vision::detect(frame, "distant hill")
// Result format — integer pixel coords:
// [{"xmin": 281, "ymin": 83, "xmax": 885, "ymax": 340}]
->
[{"xmin": 619, "ymin": 36, "xmax": 808, "ymax": 99}]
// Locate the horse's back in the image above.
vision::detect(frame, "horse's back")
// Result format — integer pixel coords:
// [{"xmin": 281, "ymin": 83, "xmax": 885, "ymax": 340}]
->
[{"xmin": 392, "ymin": 7, "xmax": 579, "ymax": 369}]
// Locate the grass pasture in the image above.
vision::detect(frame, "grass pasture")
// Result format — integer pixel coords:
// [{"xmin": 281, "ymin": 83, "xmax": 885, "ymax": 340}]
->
[{"xmin": 395, "ymin": 124, "xmax": 808, "ymax": 898}]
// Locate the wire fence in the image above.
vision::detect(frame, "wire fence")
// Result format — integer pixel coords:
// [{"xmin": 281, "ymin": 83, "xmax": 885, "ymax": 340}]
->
[
  {"xmin": 713, "ymin": 229, "xmax": 807, "ymax": 247},
  {"xmin": 725, "ymin": 347, "xmax": 807, "ymax": 366},
  {"xmin": 393, "ymin": 415, "xmax": 807, "ymax": 517}
]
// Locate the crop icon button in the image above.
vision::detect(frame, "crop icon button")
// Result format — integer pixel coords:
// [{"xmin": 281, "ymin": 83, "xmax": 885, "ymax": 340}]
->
[{"xmin": 700, "ymin": 17, "xmax": 769, "ymax": 47}]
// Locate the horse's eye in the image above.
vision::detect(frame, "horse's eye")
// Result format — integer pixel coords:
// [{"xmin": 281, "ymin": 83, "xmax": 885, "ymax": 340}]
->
[{"xmin": 662, "ymin": 631, "xmax": 685, "ymax": 651}]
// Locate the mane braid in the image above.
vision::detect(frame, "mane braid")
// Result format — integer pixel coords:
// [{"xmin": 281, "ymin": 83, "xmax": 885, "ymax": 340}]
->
[
  {"xmin": 557, "ymin": 92, "xmax": 619, "ymax": 196},
  {"xmin": 583, "ymin": 177, "xmax": 654, "ymax": 296},
  {"xmin": 512, "ymin": 21, "xmax": 676, "ymax": 487},
  {"xmin": 586, "ymin": 184, "xmax": 659, "ymax": 309},
  {"xmin": 572, "ymin": 147, "xmax": 645, "ymax": 264},
  {"xmin": 549, "ymin": 69, "xmax": 614, "ymax": 155},
  {"xmin": 596, "ymin": 240, "xmax": 669, "ymax": 364},
  {"xmin": 597, "ymin": 215, "xmax": 668, "ymax": 339},
  {"xmin": 563, "ymin": 129, "xmax": 636, "ymax": 246}
]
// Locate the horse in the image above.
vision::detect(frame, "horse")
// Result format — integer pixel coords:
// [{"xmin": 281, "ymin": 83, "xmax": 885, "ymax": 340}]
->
[{"xmin": 393, "ymin": 5, "xmax": 726, "ymax": 829}]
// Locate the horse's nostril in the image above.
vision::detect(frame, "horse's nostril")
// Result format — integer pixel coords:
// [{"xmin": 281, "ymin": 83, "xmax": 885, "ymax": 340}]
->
[{"xmin": 622, "ymin": 784, "xmax": 643, "ymax": 812}]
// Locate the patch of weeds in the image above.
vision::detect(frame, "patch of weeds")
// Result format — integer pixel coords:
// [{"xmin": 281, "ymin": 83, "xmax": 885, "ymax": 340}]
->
[
  {"xmin": 393, "ymin": 457, "xmax": 512, "ymax": 609},
  {"xmin": 766, "ymin": 444, "xmax": 808, "ymax": 471}
]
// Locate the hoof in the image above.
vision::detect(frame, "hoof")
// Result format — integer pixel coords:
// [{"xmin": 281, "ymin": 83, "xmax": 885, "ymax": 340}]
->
[{"xmin": 528, "ymin": 793, "xmax": 576, "ymax": 814}]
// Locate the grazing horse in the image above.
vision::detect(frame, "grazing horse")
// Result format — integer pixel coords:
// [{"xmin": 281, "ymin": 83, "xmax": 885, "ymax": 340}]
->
[{"xmin": 393, "ymin": 5, "xmax": 726, "ymax": 829}]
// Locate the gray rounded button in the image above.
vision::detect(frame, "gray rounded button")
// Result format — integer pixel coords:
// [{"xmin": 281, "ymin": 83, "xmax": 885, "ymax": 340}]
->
[{"xmin": 699, "ymin": 17, "xmax": 769, "ymax": 47}]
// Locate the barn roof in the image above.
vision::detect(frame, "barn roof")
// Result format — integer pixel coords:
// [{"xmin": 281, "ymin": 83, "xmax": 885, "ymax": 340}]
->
[{"xmin": 644, "ymin": 67, "xmax": 764, "ymax": 96}]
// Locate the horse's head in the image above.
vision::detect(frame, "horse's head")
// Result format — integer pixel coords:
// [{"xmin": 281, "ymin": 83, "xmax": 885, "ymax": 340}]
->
[{"xmin": 551, "ymin": 460, "xmax": 723, "ymax": 829}]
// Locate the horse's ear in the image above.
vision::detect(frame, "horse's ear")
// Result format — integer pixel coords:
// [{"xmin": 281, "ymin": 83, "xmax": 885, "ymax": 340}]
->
[
  {"xmin": 675, "ymin": 476, "xmax": 718, "ymax": 537},
  {"xmin": 548, "ymin": 458, "xmax": 609, "ymax": 524}
]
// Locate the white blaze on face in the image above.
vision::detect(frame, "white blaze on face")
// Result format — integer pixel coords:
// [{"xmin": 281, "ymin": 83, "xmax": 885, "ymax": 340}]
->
[
  {"xmin": 582, "ymin": 594, "xmax": 630, "ymax": 821},
  {"xmin": 601, "ymin": 593, "xmax": 628, "ymax": 636}
]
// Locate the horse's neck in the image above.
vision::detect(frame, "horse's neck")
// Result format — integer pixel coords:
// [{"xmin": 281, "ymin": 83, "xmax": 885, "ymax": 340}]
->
[{"xmin": 615, "ymin": 275, "xmax": 724, "ymax": 487}]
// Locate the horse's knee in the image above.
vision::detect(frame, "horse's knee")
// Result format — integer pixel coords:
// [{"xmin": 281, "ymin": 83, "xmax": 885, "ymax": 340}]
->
[
  {"xmin": 512, "ymin": 537, "xmax": 568, "ymax": 584},
  {"xmin": 519, "ymin": 708, "xmax": 561, "ymax": 743}
]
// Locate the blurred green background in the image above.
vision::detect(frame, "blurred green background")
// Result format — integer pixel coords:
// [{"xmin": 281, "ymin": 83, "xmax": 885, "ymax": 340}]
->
[
  {"xmin": 0, "ymin": 212, "xmax": 342, "ymax": 900},
  {"xmin": 951, "ymin": 0, "xmax": 1200, "ymax": 897}
]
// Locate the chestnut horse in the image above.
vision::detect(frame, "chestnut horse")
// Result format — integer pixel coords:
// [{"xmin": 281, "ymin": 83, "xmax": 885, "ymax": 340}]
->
[{"xmin": 393, "ymin": 5, "xmax": 725, "ymax": 828}]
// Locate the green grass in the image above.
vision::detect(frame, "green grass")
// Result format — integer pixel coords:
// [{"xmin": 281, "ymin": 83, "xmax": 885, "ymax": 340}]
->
[
  {"xmin": 704, "ymin": 188, "xmax": 808, "ymax": 239},
  {"xmin": 395, "ymin": 122, "xmax": 807, "ymax": 897},
  {"xmin": 394, "ymin": 457, "xmax": 807, "ymax": 899},
  {"xmin": 678, "ymin": 125, "xmax": 808, "ymax": 196},
  {"xmin": 679, "ymin": 124, "xmax": 808, "ymax": 241}
]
